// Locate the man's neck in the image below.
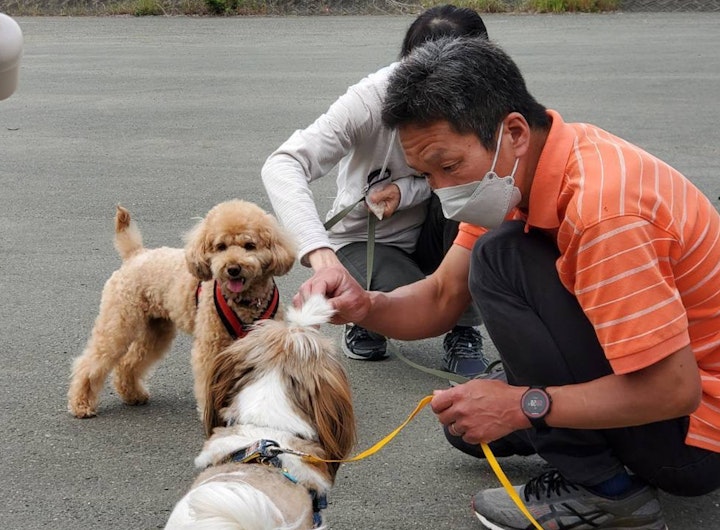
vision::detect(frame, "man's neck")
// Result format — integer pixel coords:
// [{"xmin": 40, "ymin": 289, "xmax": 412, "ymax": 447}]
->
[{"xmin": 518, "ymin": 127, "xmax": 550, "ymax": 210}]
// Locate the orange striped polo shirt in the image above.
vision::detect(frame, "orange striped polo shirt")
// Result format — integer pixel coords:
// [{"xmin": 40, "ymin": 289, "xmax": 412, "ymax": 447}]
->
[{"xmin": 455, "ymin": 110, "xmax": 720, "ymax": 452}]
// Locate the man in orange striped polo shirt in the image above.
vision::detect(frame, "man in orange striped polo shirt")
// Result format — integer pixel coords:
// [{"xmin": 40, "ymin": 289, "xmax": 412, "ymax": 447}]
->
[{"xmin": 297, "ymin": 37, "xmax": 720, "ymax": 529}]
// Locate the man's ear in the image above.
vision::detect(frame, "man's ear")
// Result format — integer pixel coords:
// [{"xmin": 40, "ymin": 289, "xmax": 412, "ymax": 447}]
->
[{"xmin": 504, "ymin": 112, "xmax": 531, "ymax": 159}]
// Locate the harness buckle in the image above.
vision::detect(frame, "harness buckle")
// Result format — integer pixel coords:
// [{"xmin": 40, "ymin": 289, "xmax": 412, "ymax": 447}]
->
[{"xmin": 232, "ymin": 439, "xmax": 282, "ymax": 466}]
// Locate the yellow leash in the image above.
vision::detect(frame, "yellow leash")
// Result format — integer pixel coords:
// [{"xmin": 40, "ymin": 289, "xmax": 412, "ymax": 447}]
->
[
  {"xmin": 479, "ymin": 441, "xmax": 543, "ymax": 530},
  {"xmin": 303, "ymin": 395, "xmax": 543, "ymax": 529},
  {"xmin": 303, "ymin": 395, "xmax": 433, "ymax": 464}
]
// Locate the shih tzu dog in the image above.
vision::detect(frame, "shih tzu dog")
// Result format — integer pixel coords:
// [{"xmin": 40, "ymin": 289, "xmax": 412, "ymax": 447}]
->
[{"xmin": 165, "ymin": 295, "xmax": 357, "ymax": 529}]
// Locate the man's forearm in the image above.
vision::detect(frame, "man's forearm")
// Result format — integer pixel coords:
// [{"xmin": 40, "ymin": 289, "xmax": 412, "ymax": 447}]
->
[
  {"xmin": 546, "ymin": 345, "xmax": 701, "ymax": 430},
  {"xmin": 357, "ymin": 285, "xmax": 453, "ymax": 340}
]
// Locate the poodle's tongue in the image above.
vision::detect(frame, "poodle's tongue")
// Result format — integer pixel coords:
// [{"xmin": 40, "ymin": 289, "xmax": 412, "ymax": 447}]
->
[{"xmin": 227, "ymin": 279, "xmax": 245, "ymax": 293}]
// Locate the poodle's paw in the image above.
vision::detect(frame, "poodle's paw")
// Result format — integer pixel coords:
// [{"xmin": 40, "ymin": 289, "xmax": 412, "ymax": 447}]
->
[
  {"xmin": 68, "ymin": 398, "xmax": 98, "ymax": 419},
  {"xmin": 114, "ymin": 379, "xmax": 150, "ymax": 406},
  {"xmin": 119, "ymin": 388, "xmax": 150, "ymax": 406}
]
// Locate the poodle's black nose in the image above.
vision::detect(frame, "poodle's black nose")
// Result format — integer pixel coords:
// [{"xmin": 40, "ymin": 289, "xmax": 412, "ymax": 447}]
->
[{"xmin": 227, "ymin": 266, "xmax": 242, "ymax": 278}]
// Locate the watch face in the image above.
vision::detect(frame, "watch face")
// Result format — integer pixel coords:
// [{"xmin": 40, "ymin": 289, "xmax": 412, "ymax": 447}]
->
[{"xmin": 522, "ymin": 388, "xmax": 550, "ymax": 418}]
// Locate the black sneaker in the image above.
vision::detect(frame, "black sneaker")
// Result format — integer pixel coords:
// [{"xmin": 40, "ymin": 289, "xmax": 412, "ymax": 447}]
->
[
  {"xmin": 341, "ymin": 324, "xmax": 387, "ymax": 361},
  {"xmin": 473, "ymin": 469, "xmax": 667, "ymax": 530},
  {"xmin": 442, "ymin": 326, "xmax": 489, "ymax": 379}
]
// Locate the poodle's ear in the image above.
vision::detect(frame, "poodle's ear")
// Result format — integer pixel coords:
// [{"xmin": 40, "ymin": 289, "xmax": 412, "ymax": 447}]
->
[
  {"xmin": 184, "ymin": 219, "xmax": 213, "ymax": 281},
  {"xmin": 267, "ymin": 216, "xmax": 297, "ymax": 277}
]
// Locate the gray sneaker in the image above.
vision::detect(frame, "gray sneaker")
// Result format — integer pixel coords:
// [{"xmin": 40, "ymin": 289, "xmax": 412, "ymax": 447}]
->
[
  {"xmin": 442, "ymin": 326, "xmax": 489, "ymax": 378},
  {"xmin": 341, "ymin": 324, "xmax": 387, "ymax": 361},
  {"xmin": 473, "ymin": 470, "xmax": 667, "ymax": 530}
]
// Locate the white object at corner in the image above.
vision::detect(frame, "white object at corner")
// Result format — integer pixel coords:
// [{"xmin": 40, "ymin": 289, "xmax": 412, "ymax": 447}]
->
[{"xmin": 0, "ymin": 13, "xmax": 23, "ymax": 101}]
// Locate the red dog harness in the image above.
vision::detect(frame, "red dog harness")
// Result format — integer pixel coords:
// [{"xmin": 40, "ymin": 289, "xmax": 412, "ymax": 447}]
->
[{"xmin": 196, "ymin": 280, "xmax": 280, "ymax": 339}]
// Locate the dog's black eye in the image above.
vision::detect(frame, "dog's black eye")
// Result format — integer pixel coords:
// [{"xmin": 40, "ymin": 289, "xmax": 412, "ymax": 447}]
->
[
  {"xmin": 216, "ymin": 243, "xmax": 227, "ymax": 251},
  {"xmin": 243, "ymin": 242, "xmax": 256, "ymax": 251}
]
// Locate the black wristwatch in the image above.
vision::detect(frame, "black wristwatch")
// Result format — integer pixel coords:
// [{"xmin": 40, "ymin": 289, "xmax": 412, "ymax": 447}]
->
[{"xmin": 521, "ymin": 386, "xmax": 552, "ymax": 430}]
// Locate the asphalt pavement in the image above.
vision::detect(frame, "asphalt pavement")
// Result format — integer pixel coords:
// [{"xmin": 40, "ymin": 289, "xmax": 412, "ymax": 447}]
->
[{"xmin": 1, "ymin": 12, "xmax": 719, "ymax": 530}]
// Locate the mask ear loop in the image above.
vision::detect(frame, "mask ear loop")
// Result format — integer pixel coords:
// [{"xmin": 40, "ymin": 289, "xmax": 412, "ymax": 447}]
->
[
  {"xmin": 488, "ymin": 122, "xmax": 505, "ymax": 174},
  {"xmin": 509, "ymin": 157, "xmax": 520, "ymax": 179},
  {"xmin": 490, "ymin": 122, "xmax": 520, "ymax": 182}
]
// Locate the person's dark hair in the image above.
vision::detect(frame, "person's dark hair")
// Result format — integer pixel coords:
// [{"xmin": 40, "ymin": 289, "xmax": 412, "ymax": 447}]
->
[
  {"xmin": 400, "ymin": 4, "xmax": 488, "ymax": 58},
  {"xmin": 384, "ymin": 37, "xmax": 550, "ymax": 149}
]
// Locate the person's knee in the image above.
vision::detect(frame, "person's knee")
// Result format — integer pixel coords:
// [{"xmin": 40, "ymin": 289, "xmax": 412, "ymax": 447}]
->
[
  {"xmin": 442, "ymin": 424, "xmax": 536, "ymax": 459},
  {"xmin": 473, "ymin": 220, "xmax": 525, "ymax": 257},
  {"xmin": 442, "ymin": 426, "xmax": 485, "ymax": 458},
  {"xmin": 470, "ymin": 221, "xmax": 560, "ymax": 298},
  {"xmin": 338, "ymin": 241, "xmax": 425, "ymax": 291},
  {"xmin": 472, "ymin": 221, "xmax": 558, "ymax": 268},
  {"xmin": 468, "ymin": 221, "xmax": 526, "ymax": 297}
]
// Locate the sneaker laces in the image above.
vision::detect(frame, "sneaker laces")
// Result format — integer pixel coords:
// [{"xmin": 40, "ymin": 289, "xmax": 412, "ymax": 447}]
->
[
  {"xmin": 445, "ymin": 327, "xmax": 484, "ymax": 360},
  {"xmin": 523, "ymin": 470, "xmax": 580, "ymax": 502},
  {"xmin": 347, "ymin": 325, "xmax": 383, "ymax": 343}
]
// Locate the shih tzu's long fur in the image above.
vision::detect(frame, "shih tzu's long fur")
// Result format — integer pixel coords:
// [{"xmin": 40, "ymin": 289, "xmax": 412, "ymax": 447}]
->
[
  {"xmin": 165, "ymin": 295, "xmax": 356, "ymax": 530},
  {"xmin": 67, "ymin": 200, "xmax": 296, "ymax": 418}
]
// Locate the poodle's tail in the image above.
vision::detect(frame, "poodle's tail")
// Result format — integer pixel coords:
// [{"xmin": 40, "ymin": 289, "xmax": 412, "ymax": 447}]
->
[{"xmin": 113, "ymin": 205, "xmax": 144, "ymax": 261}]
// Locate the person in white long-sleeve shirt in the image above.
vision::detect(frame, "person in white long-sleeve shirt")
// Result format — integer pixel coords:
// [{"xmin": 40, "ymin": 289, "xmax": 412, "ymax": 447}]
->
[{"xmin": 262, "ymin": 5, "xmax": 492, "ymax": 378}]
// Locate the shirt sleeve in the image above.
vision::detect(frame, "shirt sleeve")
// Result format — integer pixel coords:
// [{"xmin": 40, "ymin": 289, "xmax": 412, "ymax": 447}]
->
[
  {"xmin": 560, "ymin": 216, "xmax": 690, "ymax": 374},
  {"xmin": 394, "ymin": 175, "xmax": 432, "ymax": 210},
  {"xmin": 454, "ymin": 223, "xmax": 488, "ymax": 250},
  {"xmin": 261, "ymin": 73, "xmax": 380, "ymax": 265}
]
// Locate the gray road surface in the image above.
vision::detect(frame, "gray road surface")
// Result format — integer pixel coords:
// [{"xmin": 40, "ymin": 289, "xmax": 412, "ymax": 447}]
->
[{"xmin": 1, "ymin": 12, "xmax": 719, "ymax": 530}]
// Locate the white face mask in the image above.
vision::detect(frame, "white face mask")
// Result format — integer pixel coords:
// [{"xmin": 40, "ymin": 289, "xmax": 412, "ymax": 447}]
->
[{"xmin": 433, "ymin": 123, "xmax": 521, "ymax": 228}]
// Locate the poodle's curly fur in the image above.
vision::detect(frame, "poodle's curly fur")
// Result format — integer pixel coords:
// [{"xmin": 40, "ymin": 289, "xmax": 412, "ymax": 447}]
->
[{"xmin": 67, "ymin": 200, "xmax": 296, "ymax": 419}]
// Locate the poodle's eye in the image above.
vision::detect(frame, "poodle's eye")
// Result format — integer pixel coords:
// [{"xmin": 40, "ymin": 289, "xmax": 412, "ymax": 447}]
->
[
  {"xmin": 216, "ymin": 243, "xmax": 227, "ymax": 251},
  {"xmin": 242, "ymin": 242, "xmax": 256, "ymax": 251}
]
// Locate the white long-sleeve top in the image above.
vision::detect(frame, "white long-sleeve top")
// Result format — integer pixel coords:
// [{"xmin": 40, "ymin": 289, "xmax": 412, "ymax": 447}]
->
[{"xmin": 261, "ymin": 63, "xmax": 431, "ymax": 267}]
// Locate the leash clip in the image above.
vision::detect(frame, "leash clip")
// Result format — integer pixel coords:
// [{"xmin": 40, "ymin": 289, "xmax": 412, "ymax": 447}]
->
[{"xmin": 232, "ymin": 439, "xmax": 282, "ymax": 465}]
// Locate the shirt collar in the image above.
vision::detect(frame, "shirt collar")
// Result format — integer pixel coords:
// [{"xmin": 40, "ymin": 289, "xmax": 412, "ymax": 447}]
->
[{"xmin": 525, "ymin": 109, "xmax": 574, "ymax": 231}]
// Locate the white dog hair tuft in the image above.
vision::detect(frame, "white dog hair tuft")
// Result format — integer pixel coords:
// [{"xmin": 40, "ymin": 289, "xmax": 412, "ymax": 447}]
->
[
  {"xmin": 168, "ymin": 481, "xmax": 311, "ymax": 530},
  {"xmin": 285, "ymin": 295, "xmax": 335, "ymax": 328}
]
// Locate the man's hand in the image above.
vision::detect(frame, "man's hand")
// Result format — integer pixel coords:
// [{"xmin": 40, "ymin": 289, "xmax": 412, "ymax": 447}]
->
[
  {"xmin": 431, "ymin": 379, "xmax": 528, "ymax": 444},
  {"xmin": 295, "ymin": 265, "xmax": 372, "ymax": 325}
]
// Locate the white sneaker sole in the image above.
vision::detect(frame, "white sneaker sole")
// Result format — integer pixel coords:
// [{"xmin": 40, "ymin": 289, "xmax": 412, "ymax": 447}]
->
[{"xmin": 474, "ymin": 512, "xmax": 506, "ymax": 530}]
